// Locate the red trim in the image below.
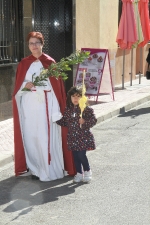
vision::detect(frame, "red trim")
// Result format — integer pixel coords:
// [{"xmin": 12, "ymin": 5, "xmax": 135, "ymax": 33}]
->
[
  {"xmin": 13, "ymin": 53, "xmax": 76, "ymax": 176},
  {"xmin": 44, "ymin": 90, "xmax": 51, "ymax": 164}
]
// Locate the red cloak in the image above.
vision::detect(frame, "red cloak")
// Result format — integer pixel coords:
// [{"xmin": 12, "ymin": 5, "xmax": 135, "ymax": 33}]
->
[{"xmin": 12, "ymin": 53, "xmax": 76, "ymax": 176}]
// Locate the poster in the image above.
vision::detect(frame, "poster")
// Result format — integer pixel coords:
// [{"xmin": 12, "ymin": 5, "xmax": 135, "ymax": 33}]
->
[{"xmin": 74, "ymin": 48, "xmax": 114, "ymax": 102}]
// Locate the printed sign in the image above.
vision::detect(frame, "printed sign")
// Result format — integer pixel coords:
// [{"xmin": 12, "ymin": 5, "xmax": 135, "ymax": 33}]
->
[{"xmin": 74, "ymin": 48, "xmax": 114, "ymax": 102}]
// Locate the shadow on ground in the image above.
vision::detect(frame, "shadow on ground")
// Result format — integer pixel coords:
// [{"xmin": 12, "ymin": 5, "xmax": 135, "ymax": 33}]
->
[
  {"xmin": 119, "ymin": 107, "xmax": 150, "ymax": 118},
  {"xmin": 0, "ymin": 175, "xmax": 84, "ymax": 221}
]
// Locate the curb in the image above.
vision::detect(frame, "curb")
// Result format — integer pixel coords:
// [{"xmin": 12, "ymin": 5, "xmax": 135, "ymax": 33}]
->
[
  {"xmin": 96, "ymin": 94, "xmax": 150, "ymax": 124},
  {"xmin": 0, "ymin": 154, "xmax": 14, "ymax": 168}
]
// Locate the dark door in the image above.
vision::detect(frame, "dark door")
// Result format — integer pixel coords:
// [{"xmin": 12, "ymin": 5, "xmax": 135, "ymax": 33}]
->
[{"xmin": 32, "ymin": 0, "xmax": 73, "ymax": 92}]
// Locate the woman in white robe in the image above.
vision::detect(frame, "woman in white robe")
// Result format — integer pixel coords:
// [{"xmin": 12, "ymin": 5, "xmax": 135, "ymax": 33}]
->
[
  {"xmin": 16, "ymin": 61, "xmax": 64, "ymax": 181},
  {"xmin": 13, "ymin": 31, "xmax": 72, "ymax": 181}
]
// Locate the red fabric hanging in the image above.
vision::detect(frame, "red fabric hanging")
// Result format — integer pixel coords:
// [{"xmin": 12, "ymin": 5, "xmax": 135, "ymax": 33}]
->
[
  {"xmin": 116, "ymin": 0, "xmax": 138, "ymax": 49},
  {"xmin": 138, "ymin": 0, "xmax": 150, "ymax": 47}
]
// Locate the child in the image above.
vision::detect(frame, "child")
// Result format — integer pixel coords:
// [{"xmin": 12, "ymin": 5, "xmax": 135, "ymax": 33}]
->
[{"xmin": 56, "ymin": 86, "xmax": 97, "ymax": 183}]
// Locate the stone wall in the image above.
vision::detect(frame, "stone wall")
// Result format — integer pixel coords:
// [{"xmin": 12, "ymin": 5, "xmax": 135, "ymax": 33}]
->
[
  {"xmin": 0, "ymin": 0, "xmax": 32, "ymax": 121},
  {"xmin": 0, "ymin": 64, "xmax": 17, "ymax": 121}
]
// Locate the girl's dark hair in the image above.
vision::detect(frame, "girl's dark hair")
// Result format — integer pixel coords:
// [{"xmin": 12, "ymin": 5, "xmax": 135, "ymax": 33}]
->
[{"xmin": 66, "ymin": 86, "xmax": 82, "ymax": 107}]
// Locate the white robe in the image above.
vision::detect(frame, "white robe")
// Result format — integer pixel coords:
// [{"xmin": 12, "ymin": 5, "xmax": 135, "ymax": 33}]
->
[{"xmin": 15, "ymin": 61, "xmax": 64, "ymax": 181}]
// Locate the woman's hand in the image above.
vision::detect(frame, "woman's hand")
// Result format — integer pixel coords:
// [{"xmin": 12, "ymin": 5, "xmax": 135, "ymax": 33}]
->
[
  {"xmin": 79, "ymin": 118, "xmax": 85, "ymax": 125},
  {"xmin": 25, "ymin": 82, "xmax": 35, "ymax": 90}
]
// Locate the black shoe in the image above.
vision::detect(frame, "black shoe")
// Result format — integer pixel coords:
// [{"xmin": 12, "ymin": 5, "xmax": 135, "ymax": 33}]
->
[{"xmin": 31, "ymin": 175, "xmax": 39, "ymax": 180}]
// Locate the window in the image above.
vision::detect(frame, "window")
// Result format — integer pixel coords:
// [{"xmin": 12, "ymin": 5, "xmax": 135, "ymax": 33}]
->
[{"xmin": 0, "ymin": 0, "xmax": 23, "ymax": 64}]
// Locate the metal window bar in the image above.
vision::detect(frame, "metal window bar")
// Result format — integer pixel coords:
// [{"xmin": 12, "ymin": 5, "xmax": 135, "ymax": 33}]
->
[{"xmin": 0, "ymin": 0, "xmax": 23, "ymax": 64}]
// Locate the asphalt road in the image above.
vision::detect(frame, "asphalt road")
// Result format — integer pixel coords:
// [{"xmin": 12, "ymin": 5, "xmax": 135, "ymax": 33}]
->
[{"xmin": 0, "ymin": 101, "xmax": 150, "ymax": 225}]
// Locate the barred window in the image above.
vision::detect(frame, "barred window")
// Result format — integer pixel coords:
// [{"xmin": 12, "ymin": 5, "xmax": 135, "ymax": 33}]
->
[
  {"xmin": 0, "ymin": 0, "xmax": 24, "ymax": 65},
  {"xmin": 32, "ymin": 0, "xmax": 73, "ymax": 62}
]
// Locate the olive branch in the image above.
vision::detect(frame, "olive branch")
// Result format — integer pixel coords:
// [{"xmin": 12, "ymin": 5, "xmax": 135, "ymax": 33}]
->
[{"xmin": 22, "ymin": 50, "xmax": 90, "ymax": 91}]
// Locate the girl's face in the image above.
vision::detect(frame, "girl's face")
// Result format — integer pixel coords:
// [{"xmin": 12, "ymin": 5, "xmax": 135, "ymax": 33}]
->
[{"xmin": 71, "ymin": 93, "xmax": 81, "ymax": 106}]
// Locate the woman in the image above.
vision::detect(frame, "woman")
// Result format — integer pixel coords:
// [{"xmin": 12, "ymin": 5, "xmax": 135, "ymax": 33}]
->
[{"xmin": 12, "ymin": 31, "xmax": 75, "ymax": 181}]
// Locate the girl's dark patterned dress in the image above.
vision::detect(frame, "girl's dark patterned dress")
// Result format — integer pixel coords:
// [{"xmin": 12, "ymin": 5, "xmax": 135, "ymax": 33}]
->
[{"xmin": 56, "ymin": 105, "xmax": 97, "ymax": 151}]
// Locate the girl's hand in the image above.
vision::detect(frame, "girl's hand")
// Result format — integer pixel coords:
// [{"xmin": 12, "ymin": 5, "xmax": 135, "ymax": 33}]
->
[
  {"xmin": 79, "ymin": 118, "xmax": 85, "ymax": 125},
  {"xmin": 25, "ymin": 82, "xmax": 35, "ymax": 90}
]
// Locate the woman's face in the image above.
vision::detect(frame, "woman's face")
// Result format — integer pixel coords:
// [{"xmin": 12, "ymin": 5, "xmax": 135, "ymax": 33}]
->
[{"xmin": 28, "ymin": 37, "xmax": 43, "ymax": 55}]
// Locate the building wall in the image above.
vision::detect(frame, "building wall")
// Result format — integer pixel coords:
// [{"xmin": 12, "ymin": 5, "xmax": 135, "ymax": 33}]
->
[
  {"xmin": 0, "ymin": 64, "xmax": 17, "ymax": 121},
  {"xmin": 76, "ymin": 0, "xmax": 100, "ymax": 48},
  {"xmin": 0, "ymin": 0, "xmax": 32, "ymax": 121},
  {"xmin": 75, "ymin": 0, "xmax": 148, "ymax": 86}
]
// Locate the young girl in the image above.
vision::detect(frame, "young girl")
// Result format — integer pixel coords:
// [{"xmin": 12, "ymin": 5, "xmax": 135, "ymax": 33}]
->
[{"xmin": 56, "ymin": 86, "xmax": 97, "ymax": 183}]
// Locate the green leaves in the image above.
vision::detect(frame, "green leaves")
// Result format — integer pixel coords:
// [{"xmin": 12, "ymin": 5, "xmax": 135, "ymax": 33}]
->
[
  {"xmin": 22, "ymin": 50, "xmax": 90, "ymax": 91},
  {"xmin": 47, "ymin": 50, "xmax": 90, "ymax": 80}
]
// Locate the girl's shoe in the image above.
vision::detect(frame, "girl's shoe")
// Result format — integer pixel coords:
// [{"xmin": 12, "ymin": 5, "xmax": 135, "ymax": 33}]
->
[
  {"xmin": 83, "ymin": 170, "xmax": 92, "ymax": 183},
  {"xmin": 73, "ymin": 173, "xmax": 83, "ymax": 183}
]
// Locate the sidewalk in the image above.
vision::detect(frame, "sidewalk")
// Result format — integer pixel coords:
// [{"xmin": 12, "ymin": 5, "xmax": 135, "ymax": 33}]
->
[{"xmin": 0, "ymin": 76, "xmax": 150, "ymax": 168}]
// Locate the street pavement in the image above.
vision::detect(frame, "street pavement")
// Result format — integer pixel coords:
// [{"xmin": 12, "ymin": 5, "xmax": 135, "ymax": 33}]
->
[{"xmin": 0, "ymin": 76, "xmax": 150, "ymax": 168}]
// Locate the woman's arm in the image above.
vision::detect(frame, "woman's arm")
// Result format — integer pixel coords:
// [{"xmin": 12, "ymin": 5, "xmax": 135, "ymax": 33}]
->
[{"xmin": 56, "ymin": 108, "xmax": 68, "ymax": 127}]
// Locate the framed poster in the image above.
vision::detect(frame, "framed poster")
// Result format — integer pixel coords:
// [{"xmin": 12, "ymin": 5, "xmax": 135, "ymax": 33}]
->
[{"xmin": 74, "ymin": 48, "xmax": 114, "ymax": 102}]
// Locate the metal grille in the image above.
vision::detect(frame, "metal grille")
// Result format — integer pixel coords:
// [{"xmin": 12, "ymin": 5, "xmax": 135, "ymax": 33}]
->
[
  {"xmin": 32, "ymin": 0, "xmax": 73, "ymax": 62},
  {"xmin": 0, "ymin": 0, "xmax": 24, "ymax": 64}
]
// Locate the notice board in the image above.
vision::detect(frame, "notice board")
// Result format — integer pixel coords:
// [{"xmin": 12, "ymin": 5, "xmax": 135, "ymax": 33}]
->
[{"xmin": 74, "ymin": 48, "xmax": 115, "ymax": 103}]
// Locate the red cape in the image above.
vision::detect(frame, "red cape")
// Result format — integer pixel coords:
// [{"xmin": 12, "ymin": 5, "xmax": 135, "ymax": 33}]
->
[{"xmin": 12, "ymin": 53, "xmax": 76, "ymax": 176}]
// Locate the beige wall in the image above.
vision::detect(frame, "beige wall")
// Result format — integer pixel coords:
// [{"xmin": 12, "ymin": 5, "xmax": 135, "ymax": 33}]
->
[
  {"xmin": 76, "ymin": 0, "xmax": 148, "ymax": 86},
  {"xmin": 76, "ymin": 0, "xmax": 100, "ymax": 48},
  {"xmin": 99, "ymin": 1, "xmax": 118, "ymax": 49},
  {"xmin": 76, "ymin": 0, "xmax": 118, "ymax": 49},
  {"xmin": 76, "ymin": 0, "xmax": 122, "ymax": 86}
]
